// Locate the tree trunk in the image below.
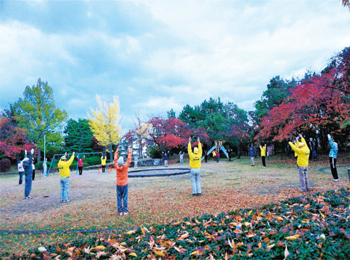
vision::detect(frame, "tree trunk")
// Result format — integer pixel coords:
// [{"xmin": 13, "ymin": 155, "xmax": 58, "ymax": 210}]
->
[
  {"xmin": 37, "ymin": 149, "xmax": 41, "ymax": 162},
  {"xmin": 236, "ymin": 144, "xmax": 241, "ymax": 159},
  {"xmin": 280, "ymin": 141, "xmax": 284, "ymax": 160},
  {"xmin": 139, "ymin": 137, "xmax": 142, "ymax": 158},
  {"xmin": 109, "ymin": 144, "xmax": 113, "ymax": 163}
]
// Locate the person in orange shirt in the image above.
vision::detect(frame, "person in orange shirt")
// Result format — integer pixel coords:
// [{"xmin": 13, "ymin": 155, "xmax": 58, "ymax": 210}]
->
[{"xmin": 113, "ymin": 146, "xmax": 132, "ymax": 216}]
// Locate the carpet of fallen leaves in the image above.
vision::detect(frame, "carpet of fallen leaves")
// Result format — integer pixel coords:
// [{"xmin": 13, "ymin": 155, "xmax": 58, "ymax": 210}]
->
[{"xmin": 0, "ymin": 154, "xmax": 349, "ymax": 259}]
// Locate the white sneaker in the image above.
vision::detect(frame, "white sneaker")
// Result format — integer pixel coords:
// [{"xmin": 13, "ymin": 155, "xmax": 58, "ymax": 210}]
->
[
  {"xmin": 124, "ymin": 212, "xmax": 129, "ymax": 215},
  {"xmin": 333, "ymin": 179, "xmax": 340, "ymax": 182}
]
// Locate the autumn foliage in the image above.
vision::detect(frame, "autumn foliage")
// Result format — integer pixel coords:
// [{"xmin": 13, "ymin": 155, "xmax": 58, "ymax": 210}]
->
[
  {"xmin": 11, "ymin": 187, "xmax": 350, "ymax": 259},
  {"xmin": 147, "ymin": 117, "xmax": 209, "ymax": 151},
  {"xmin": 0, "ymin": 116, "xmax": 33, "ymax": 159},
  {"xmin": 257, "ymin": 59, "xmax": 350, "ymax": 142}
]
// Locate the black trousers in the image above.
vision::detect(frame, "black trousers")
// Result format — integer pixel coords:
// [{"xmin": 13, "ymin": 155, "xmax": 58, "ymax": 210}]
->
[
  {"xmin": 78, "ymin": 166, "xmax": 83, "ymax": 175},
  {"xmin": 102, "ymin": 165, "xmax": 106, "ymax": 172},
  {"xmin": 32, "ymin": 170, "xmax": 35, "ymax": 180},
  {"xmin": 262, "ymin": 156, "xmax": 266, "ymax": 167},
  {"xmin": 329, "ymin": 157, "xmax": 338, "ymax": 179}
]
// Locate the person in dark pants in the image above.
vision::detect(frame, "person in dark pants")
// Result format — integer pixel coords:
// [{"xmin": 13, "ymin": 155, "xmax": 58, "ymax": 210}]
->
[
  {"xmin": 162, "ymin": 151, "xmax": 169, "ymax": 167},
  {"xmin": 32, "ymin": 158, "xmax": 36, "ymax": 180},
  {"xmin": 101, "ymin": 154, "xmax": 106, "ymax": 173},
  {"xmin": 23, "ymin": 149, "xmax": 34, "ymax": 199},
  {"xmin": 259, "ymin": 144, "xmax": 266, "ymax": 168},
  {"xmin": 216, "ymin": 149, "xmax": 220, "ymax": 163},
  {"xmin": 327, "ymin": 134, "xmax": 339, "ymax": 181},
  {"xmin": 204, "ymin": 150, "xmax": 208, "ymax": 163},
  {"xmin": 77, "ymin": 154, "xmax": 85, "ymax": 175},
  {"xmin": 311, "ymin": 142, "xmax": 317, "ymax": 161}
]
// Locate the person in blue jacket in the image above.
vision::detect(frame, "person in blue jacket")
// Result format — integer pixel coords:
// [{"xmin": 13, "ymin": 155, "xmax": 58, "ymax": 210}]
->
[
  {"xmin": 327, "ymin": 134, "xmax": 339, "ymax": 181},
  {"xmin": 248, "ymin": 144, "xmax": 255, "ymax": 166},
  {"xmin": 22, "ymin": 149, "xmax": 35, "ymax": 199}
]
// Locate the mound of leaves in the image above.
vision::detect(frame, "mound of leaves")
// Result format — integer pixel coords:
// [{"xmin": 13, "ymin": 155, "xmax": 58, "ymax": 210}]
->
[{"xmin": 4, "ymin": 186, "xmax": 350, "ymax": 259}]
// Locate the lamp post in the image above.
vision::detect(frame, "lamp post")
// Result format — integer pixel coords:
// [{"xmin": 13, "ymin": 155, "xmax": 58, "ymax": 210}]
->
[
  {"xmin": 43, "ymin": 135, "xmax": 47, "ymax": 176},
  {"xmin": 44, "ymin": 134, "xmax": 46, "ymax": 160}
]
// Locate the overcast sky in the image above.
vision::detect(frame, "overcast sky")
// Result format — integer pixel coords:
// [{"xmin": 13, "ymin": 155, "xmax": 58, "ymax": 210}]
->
[{"xmin": 1, "ymin": 0, "xmax": 350, "ymax": 131}]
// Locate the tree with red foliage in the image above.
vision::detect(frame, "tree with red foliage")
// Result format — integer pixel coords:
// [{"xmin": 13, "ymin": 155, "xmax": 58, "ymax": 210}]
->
[
  {"xmin": 256, "ymin": 67, "xmax": 350, "ymax": 148},
  {"xmin": 147, "ymin": 116, "xmax": 209, "ymax": 152},
  {"xmin": 0, "ymin": 116, "xmax": 33, "ymax": 160}
]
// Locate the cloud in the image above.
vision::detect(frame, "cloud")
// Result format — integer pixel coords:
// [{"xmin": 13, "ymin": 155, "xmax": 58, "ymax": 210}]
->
[{"xmin": 1, "ymin": 0, "xmax": 350, "ymax": 132}]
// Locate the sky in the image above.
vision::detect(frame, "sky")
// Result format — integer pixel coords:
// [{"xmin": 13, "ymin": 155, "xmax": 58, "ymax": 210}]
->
[{"xmin": 1, "ymin": 0, "xmax": 350, "ymax": 132}]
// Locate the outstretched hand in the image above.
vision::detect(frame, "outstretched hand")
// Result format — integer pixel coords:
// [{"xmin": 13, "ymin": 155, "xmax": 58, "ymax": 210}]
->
[
  {"xmin": 30, "ymin": 148, "xmax": 34, "ymax": 154},
  {"xmin": 189, "ymin": 137, "xmax": 191, "ymax": 143},
  {"xmin": 197, "ymin": 137, "xmax": 200, "ymax": 143}
]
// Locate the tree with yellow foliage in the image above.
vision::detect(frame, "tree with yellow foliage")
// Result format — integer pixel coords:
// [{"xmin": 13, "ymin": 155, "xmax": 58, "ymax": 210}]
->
[
  {"xmin": 123, "ymin": 113, "xmax": 152, "ymax": 158},
  {"xmin": 88, "ymin": 95, "xmax": 122, "ymax": 162}
]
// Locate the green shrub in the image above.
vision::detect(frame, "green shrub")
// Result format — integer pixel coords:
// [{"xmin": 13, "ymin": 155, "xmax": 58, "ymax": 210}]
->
[{"xmin": 85, "ymin": 156, "xmax": 102, "ymax": 166}]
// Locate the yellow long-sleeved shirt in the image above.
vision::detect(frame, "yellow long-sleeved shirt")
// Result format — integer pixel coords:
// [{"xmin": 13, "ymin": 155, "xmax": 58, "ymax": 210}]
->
[
  {"xmin": 58, "ymin": 155, "xmax": 75, "ymax": 178},
  {"xmin": 188, "ymin": 142, "xmax": 202, "ymax": 169},
  {"xmin": 289, "ymin": 137, "xmax": 310, "ymax": 167},
  {"xmin": 259, "ymin": 145, "xmax": 266, "ymax": 156},
  {"xmin": 101, "ymin": 156, "xmax": 107, "ymax": 166}
]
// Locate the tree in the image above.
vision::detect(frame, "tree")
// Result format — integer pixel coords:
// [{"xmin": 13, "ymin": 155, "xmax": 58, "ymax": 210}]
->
[
  {"xmin": 179, "ymin": 97, "xmax": 224, "ymax": 129},
  {"xmin": 342, "ymin": 0, "xmax": 350, "ymax": 10},
  {"xmin": 254, "ymin": 76, "xmax": 297, "ymax": 123},
  {"xmin": 64, "ymin": 118, "xmax": 93, "ymax": 153},
  {"xmin": 88, "ymin": 95, "xmax": 122, "ymax": 162},
  {"xmin": 167, "ymin": 109, "xmax": 176, "ymax": 119},
  {"xmin": 123, "ymin": 114, "xmax": 152, "ymax": 157},
  {"xmin": 13, "ymin": 78, "xmax": 68, "ymax": 161},
  {"xmin": 146, "ymin": 116, "xmax": 208, "ymax": 155},
  {"xmin": 221, "ymin": 102, "xmax": 250, "ymax": 158},
  {"xmin": 256, "ymin": 68, "xmax": 350, "ymax": 148},
  {"xmin": 0, "ymin": 116, "xmax": 33, "ymax": 160}
]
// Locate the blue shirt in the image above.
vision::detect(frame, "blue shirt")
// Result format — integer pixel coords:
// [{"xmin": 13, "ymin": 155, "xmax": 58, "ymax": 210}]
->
[
  {"xmin": 328, "ymin": 136, "xmax": 338, "ymax": 158},
  {"xmin": 248, "ymin": 147, "xmax": 255, "ymax": 157}
]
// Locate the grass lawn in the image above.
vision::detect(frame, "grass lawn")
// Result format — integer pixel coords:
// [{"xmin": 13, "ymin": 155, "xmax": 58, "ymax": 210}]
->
[{"xmin": 0, "ymin": 154, "xmax": 349, "ymax": 257}]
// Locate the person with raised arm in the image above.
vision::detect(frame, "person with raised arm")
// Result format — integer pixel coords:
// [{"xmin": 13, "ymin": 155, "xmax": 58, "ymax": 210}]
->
[
  {"xmin": 23, "ymin": 148, "xmax": 35, "ymax": 199},
  {"xmin": 327, "ymin": 134, "xmax": 339, "ymax": 181},
  {"xmin": 259, "ymin": 144, "xmax": 267, "ymax": 168},
  {"xmin": 114, "ymin": 146, "xmax": 132, "ymax": 216},
  {"xmin": 77, "ymin": 154, "xmax": 85, "ymax": 175},
  {"xmin": 288, "ymin": 134, "xmax": 310, "ymax": 192},
  {"xmin": 58, "ymin": 151, "xmax": 75, "ymax": 203},
  {"xmin": 188, "ymin": 137, "xmax": 203, "ymax": 196}
]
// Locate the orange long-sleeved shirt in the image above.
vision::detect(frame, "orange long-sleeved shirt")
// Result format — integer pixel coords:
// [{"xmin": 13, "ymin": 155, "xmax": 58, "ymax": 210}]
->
[{"xmin": 113, "ymin": 150, "xmax": 132, "ymax": 186}]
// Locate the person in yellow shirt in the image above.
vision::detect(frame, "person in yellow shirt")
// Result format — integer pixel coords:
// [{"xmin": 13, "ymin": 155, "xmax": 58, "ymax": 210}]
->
[
  {"xmin": 289, "ymin": 134, "xmax": 310, "ymax": 192},
  {"xmin": 212, "ymin": 150, "xmax": 216, "ymax": 161},
  {"xmin": 101, "ymin": 153, "xmax": 107, "ymax": 173},
  {"xmin": 259, "ymin": 144, "xmax": 267, "ymax": 168},
  {"xmin": 58, "ymin": 152, "xmax": 75, "ymax": 203},
  {"xmin": 188, "ymin": 137, "xmax": 202, "ymax": 196}
]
